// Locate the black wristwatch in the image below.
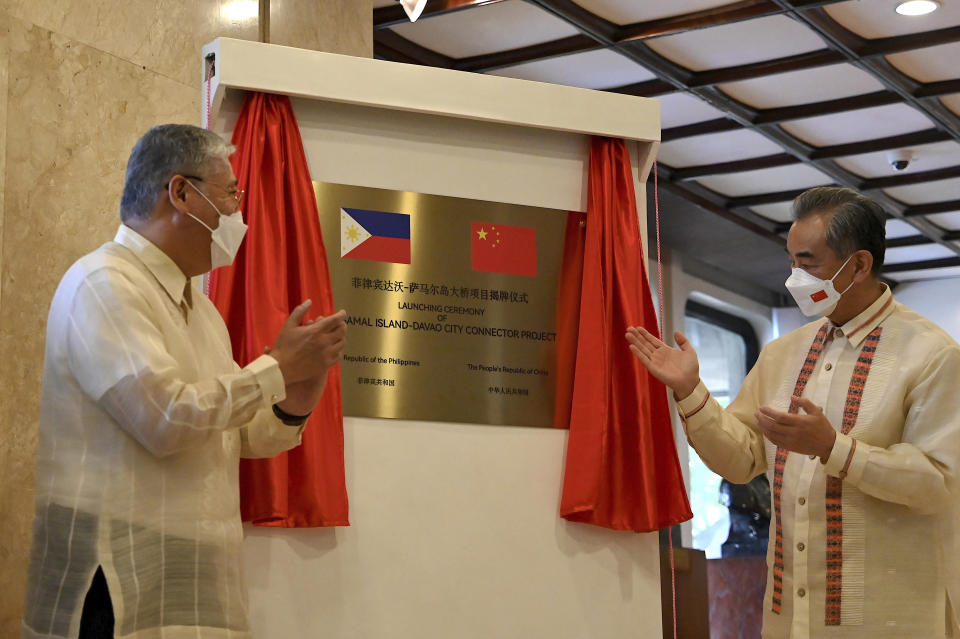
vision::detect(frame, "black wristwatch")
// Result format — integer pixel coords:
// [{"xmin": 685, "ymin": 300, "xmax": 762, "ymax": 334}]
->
[{"xmin": 272, "ymin": 403, "xmax": 311, "ymax": 426}]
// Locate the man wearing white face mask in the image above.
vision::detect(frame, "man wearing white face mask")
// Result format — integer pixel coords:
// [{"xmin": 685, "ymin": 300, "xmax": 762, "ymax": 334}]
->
[
  {"xmin": 627, "ymin": 186, "xmax": 960, "ymax": 638},
  {"xmin": 22, "ymin": 124, "xmax": 347, "ymax": 639}
]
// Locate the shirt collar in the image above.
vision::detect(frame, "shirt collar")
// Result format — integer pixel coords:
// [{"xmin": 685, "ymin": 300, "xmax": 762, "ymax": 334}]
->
[
  {"xmin": 114, "ymin": 225, "xmax": 188, "ymax": 306},
  {"xmin": 835, "ymin": 284, "xmax": 895, "ymax": 347}
]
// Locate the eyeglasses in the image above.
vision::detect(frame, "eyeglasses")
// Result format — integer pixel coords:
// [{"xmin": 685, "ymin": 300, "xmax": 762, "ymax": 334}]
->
[{"xmin": 182, "ymin": 174, "xmax": 244, "ymax": 207}]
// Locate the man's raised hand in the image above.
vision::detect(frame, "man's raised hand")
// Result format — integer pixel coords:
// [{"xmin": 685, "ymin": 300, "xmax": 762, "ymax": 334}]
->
[
  {"xmin": 269, "ymin": 300, "xmax": 348, "ymax": 384},
  {"xmin": 625, "ymin": 327, "xmax": 701, "ymax": 400}
]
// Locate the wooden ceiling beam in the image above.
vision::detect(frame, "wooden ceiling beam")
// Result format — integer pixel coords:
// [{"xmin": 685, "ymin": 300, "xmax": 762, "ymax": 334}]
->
[
  {"xmin": 886, "ymin": 235, "xmax": 934, "ymax": 248},
  {"xmin": 903, "ymin": 200, "xmax": 960, "ymax": 217},
  {"xmin": 858, "ymin": 25, "xmax": 960, "ymax": 57},
  {"xmin": 809, "ymin": 129, "xmax": 951, "ymax": 161},
  {"xmin": 915, "ymin": 79, "xmax": 960, "ymax": 100},
  {"xmin": 753, "ymin": 91, "xmax": 899, "ymax": 125},
  {"xmin": 860, "ymin": 164, "xmax": 960, "ymax": 191},
  {"xmin": 671, "ymin": 154, "xmax": 798, "ymax": 180},
  {"xmin": 617, "ymin": 0, "xmax": 782, "ymax": 42},
  {"xmin": 607, "ymin": 79, "xmax": 676, "ymax": 98},
  {"xmin": 883, "ymin": 257, "xmax": 960, "ymax": 273},
  {"xmin": 662, "ymin": 118, "xmax": 741, "ymax": 141},
  {"xmin": 454, "ymin": 34, "xmax": 594, "ymax": 72},
  {"xmin": 728, "ymin": 188, "xmax": 809, "ymax": 208},
  {"xmin": 655, "ymin": 94, "xmax": 954, "ymax": 144},
  {"xmin": 373, "ymin": 30, "xmax": 456, "ymax": 68},
  {"xmin": 688, "ymin": 49, "xmax": 844, "ymax": 87}
]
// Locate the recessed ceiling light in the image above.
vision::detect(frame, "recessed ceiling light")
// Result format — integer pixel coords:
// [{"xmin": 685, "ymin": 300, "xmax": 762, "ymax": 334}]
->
[{"xmin": 895, "ymin": 0, "xmax": 940, "ymax": 16}]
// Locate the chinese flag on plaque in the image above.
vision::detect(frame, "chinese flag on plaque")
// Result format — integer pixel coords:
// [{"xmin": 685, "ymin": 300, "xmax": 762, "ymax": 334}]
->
[{"xmin": 470, "ymin": 222, "xmax": 537, "ymax": 277}]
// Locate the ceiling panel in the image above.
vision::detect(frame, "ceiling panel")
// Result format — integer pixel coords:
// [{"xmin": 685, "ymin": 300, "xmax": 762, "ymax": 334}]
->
[
  {"xmin": 886, "ymin": 219, "xmax": 922, "ymax": 239},
  {"xmin": 885, "ymin": 243, "xmax": 957, "ymax": 264},
  {"xmin": 884, "ymin": 176, "xmax": 960, "ymax": 204},
  {"xmin": 825, "ymin": 1, "xmax": 960, "ymax": 38},
  {"xmin": 927, "ymin": 211, "xmax": 960, "ymax": 231},
  {"xmin": 573, "ymin": 0, "xmax": 733, "ymax": 26},
  {"xmin": 886, "ymin": 42, "xmax": 960, "ymax": 83},
  {"xmin": 659, "ymin": 92, "xmax": 726, "ymax": 129},
  {"xmin": 943, "ymin": 94, "xmax": 960, "ymax": 116},
  {"xmin": 488, "ymin": 48, "xmax": 655, "ymax": 89},
  {"xmin": 645, "ymin": 15, "xmax": 825, "ymax": 72},
  {"xmin": 886, "ymin": 266, "xmax": 960, "ymax": 282},
  {"xmin": 657, "ymin": 129, "xmax": 784, "ymax": 168},
  {"xmin": 695, "ymin": 164, "xmax": 832, "ymax": 197},
  {"xmin": 375, "ymin": 0, "xmax": 960, "ymax": 288},
  {"xmin": 752, "ymin": 202, "xmax": 795, "ymax": 223},
  {"xmin": 834, "ymin": 141, "xmax": 960, "ymax": 178},
  {"xmin": 389, "ymin": 0, "xmax": 579, "ymax": 58},
  {"xmin": 719, "ymin": 63, "xmax": 884, "ymax": 110},
  {"xmin": 780, "ymin": 103, "xmax": 932, "ymax": 147}
]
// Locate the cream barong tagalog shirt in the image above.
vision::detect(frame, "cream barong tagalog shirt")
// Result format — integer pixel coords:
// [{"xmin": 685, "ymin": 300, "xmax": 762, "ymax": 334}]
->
[
  {"xmin": 23, "ymin": 226, "xmax": 304, "ymax": 639},
  {"xmin": 677, "ymin": 286, "xmax": 960, "ymax": 638}
]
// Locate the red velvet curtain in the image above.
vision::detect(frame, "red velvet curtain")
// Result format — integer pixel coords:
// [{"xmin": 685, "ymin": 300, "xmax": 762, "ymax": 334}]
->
[
  {"xmin": 558, "ymin": 136, "xmax": 691, "ymax": 532},
  {"xmin": 209, "ymin": 92, "xmax": 349, "ymax": 527}
]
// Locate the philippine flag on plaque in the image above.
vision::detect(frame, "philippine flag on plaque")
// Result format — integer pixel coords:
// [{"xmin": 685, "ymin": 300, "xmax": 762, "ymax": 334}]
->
[{"xmin": 340, "ymin": 207, "xmax": 411, "ymax": 264}]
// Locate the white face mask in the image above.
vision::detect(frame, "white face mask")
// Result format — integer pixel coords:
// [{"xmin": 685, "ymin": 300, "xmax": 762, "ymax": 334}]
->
[
  {"xmin": 784, "ymin": 255, "xmax": 854, "ymax": 317},
  {"xmin": 183, "ymin": 180, "xmax": 248, "ymax": 270}
]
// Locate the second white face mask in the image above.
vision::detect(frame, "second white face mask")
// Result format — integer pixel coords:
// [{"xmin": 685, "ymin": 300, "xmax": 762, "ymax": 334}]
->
[{"xmin": 784, "ymin": 255, "xmax": 854, "ymax": 317}]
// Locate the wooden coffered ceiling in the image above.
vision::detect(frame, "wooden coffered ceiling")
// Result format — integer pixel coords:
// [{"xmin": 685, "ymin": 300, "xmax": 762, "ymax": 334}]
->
[{"xmin": 371, "ymin": 0, "xmax": 960, "ymax": 305}]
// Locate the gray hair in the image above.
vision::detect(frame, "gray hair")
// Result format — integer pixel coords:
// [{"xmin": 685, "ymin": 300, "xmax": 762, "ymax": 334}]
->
[
  {"xmin": 120, "ymin": 124, "xmax": 235, "ymax": 221},
  {"xmin": 792, "ymin": 186, "xmax": 887, "ymax": 275}
]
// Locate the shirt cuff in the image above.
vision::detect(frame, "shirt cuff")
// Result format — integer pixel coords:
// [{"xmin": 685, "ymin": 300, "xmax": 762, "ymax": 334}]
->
[
  {"xmin": 823, "ymin": 432, "xmax": 861, "ymax": 481},
  {"xmin": 244, "ymin": 354, "xmax": 286, "ymax": 407},
  {"xmin": 675, "ymin": 380, "xmax": 710, "ymax": 421}
]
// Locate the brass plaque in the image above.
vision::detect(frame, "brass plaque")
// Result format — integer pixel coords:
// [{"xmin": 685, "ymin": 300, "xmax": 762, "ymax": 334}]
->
[{"xmin": 315, "ymin": 181, "xmax": 568, "ymax": 427}]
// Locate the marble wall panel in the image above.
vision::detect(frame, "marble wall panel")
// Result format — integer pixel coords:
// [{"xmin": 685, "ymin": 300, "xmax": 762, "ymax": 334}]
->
[
  {"xmin": 0, "ymin": 16, "xmax": 197, "ymax": 635},
  {"xmin": 0, "ymin": 0, "xmax": 260, "ymax": 87},
  {"xmin": 0, "ymin": 15, "xmax": 8, "ymax": 316},
  {"xmin": 0, "ymin": 1, "xmax": 372, "ymax": 633},
  {"xmin": 270, "ymin": 0, "xmax": 372, "ymax": 55}
]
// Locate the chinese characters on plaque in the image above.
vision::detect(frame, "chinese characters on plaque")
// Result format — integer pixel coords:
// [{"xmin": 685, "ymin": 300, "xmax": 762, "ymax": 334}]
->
[{"xmin": 315, "ymin": 181, "xmax": 570, "ymax": 427}]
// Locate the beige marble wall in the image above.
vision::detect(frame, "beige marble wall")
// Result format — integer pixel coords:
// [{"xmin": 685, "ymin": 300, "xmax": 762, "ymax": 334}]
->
[
  {"xmin": 271, "ymin": 0, "xmax": 373, "ymax": 56},
  {"xmin": 0, "ymin": 2, "xmax": 371, "ymax": 635},
  {"xmin": 0, "ymin": 20, "xmax": 8, "ymax": 317},
  {"xmin": 2, "ymin": 0, "xmax": 260, "ymax": 87}
]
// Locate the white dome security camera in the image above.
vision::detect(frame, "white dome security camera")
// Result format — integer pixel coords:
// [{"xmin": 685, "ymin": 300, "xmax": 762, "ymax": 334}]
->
[{"xmin": 887, "ymin": 149, "xmax": 914, "ymax": 172}]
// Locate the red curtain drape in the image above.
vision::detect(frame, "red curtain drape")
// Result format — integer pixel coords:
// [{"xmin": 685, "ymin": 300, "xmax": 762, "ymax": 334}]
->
[
  {"xmin": 209, "ymin": 92, "xmax": 349, "ymax": 527},
  {"xmin": 558, "ymin": 136, "xmax": 692, "ymax": 532}
]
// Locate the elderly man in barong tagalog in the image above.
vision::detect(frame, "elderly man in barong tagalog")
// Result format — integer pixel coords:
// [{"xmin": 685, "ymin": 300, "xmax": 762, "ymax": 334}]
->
[
  {"xmin": 628, "ymin": 186, "xmax": 960, "ymax": 638},
  {"xmin": 22, "ymin": 124, "xmax": 347, "ymax": 639}
]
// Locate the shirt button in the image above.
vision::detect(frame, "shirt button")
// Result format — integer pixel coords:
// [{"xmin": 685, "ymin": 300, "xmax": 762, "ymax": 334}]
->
[
  {"xmin": 824, "ymin": 363, "xmax": 833, "ymax": 371},
  {"xmin": 798, "ymin": 588, "xmax": 807, "ymax": 598},
  {"xmin": 834, "ymin": 328, "xmax": 844, "ymax": 338},
  {"xmin": 797, "ymin": 542, "xmax": 805, "ymax": 552},
  {"xmin": 798, "ymin": 497, "xmax": 806, "ymax": 505},
  {"xmin": 809, "ymin": 455, "xmax": 817, "ymax": 461},
  {"xmin": 271, "ymin": 394, "xmax": 280, "ymax": 403}
]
